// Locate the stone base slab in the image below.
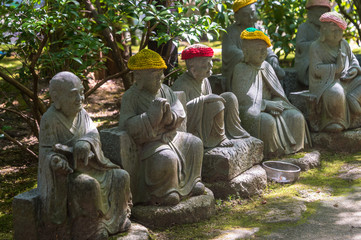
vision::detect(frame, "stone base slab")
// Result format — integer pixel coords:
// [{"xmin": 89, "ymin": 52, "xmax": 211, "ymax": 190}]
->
[
  {"xmin": 281, "ymin": 151, "xmax": 321, "ymax": 171},
  {"xmin": 13, "ymin": 188, "xmax": 41, "ymax": 240},
  {"xmin": 131, "ymin": 188, "xmax": 215, "ymax": 228},
  {"xmin": 205, "ymin": 165, "xmax": 267, "ymax": 199},
  {"xmin": 116, "ymin": 223, "xmax": 150, "ymax": 240},
  {"xmin": 311, "ymin": 128, "xmax": 361, "ymax": 153},
  {"xmin": 202, "ymin": 137, "xmax": 264, "ymax": 182}
]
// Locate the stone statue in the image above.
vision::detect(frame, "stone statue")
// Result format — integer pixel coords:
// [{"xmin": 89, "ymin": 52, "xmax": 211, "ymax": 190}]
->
[
  {"xmin": 294, "ymin": 0, "xmax": 331, "ymax": 87},
  {"xmin": 171, "ymin": 44, "xmax": 250, "ymax": 148},
  {"xmin": 222, "ymin": 0, "xmax": 285, "ymax": 91},
  {"xmin": 309, "ymin": 12, "xmax": 361, "ymax": 132},
  {"xmin": 38, "ymin": 72, "xmax": 131, "ymax": 239},
  {"xmin": 119, "ymin": 49, "xmax": 205, "ymax": 206},
  {"xmin": 230, "ymin": 28, "xmax": 311, "ymax": 158}
]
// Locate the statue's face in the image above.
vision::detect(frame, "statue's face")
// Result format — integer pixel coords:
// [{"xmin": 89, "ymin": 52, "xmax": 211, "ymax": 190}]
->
[
  {"xmin": 188, "ymin": 57, "xmax": 213, "ymax": 80},
  {"xmin": 244, "ymin": 40, "xmax": 268, "ymax": 66},
  {"xmin": 55, "ymin": 77, "xmax": 84, "ymax": 118},
  {"xmin": 137, "ymin": 69, "xmax": 164, "ymax": 94},
  {"xmin": 308, "ymin": 6, "xmax": 330, "ymax": 25},
  {"xmin": 234, "ymin": 3, "xmax": 257, "ymax": 28},
  {"xmin": 321, "ymin": 22, "xmax": 343, "ymax": 45}
]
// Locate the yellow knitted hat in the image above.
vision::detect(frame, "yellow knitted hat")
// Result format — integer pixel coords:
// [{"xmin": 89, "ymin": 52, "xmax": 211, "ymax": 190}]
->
[
  {"xmin": 233, "ymin": 0, "xmax": 257, "ymax": 12},
  {"xmin": 128, "ymin": 49, "xmax": 167, "ymax": 70},
  {"xmin": 240, "ymin": 27, "xmax": 272, "ymax": 47}
]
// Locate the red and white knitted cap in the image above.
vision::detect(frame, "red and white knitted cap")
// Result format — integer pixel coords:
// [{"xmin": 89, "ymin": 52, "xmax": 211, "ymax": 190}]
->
[{"xmin": 320, "ymin": 12, "xmax": 347, "ymax": 30}]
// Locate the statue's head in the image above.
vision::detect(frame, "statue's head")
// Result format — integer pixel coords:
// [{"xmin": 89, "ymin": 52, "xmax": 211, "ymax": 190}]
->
[
  {"xmin": 49, "ymin": 71, "xmax": 84, "ymax": 118},
  {"xmin": 319, "ymin": 12, "xmax": 346, "ymax": 45},
  {"xmin": 241, "ymin": 28, "xmax": 271, "ymax": 67},
  {"xmin": 181, "ymin": 44, "xmax": 214, "ymax": 81},
  {"xmin": 306, "ymin": 0, "xmax": 331, "ymax": 25},
  {"xmin": 233, "ymin": 0, "xmax": 258, "ymax": 28},
  {"xmin": 128, "ymin": 49, "xmax": 167, "ymax": 94}
]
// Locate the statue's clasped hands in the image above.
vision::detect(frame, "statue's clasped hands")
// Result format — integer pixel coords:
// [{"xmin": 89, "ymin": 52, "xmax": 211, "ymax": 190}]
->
[
  {"xmin": 266, "ymin": 101, "xmax": 284, "ymax": 116},
  {"xmin": 148, "ymin": 98, "xmax": 173, "ymax": 128}
]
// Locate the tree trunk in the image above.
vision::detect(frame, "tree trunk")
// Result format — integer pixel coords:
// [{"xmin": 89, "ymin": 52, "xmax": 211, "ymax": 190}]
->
[{"xmin": 83, "ymin": 0, "xmax": 133, "ymax": 90}]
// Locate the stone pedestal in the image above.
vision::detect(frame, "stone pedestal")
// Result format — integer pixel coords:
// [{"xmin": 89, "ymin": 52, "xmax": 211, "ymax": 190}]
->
[
  {"xmin": 202, "ymin": 137, "xmax": 265, "ymax": 198},
  {"xmin": 289, "ymin": 90, "xmax": 361, "ymax": 131},
  {"xmin": 206, "ymin": 165, "xmax": 267, "ymax": 199},
  {"xmin": 311, "ymin": 128, "xmax": 361, "ymax": 153},
  {"xmin": 202, "ymin": 137, "xmax": 263, "ymax": 182},
  {"xmin": 13, "ymin": 188, "xmax": 41, "ymax": 240},
  {"xmin": 280, "ymin": 151, "xmax": 321, "ymax": 171},
  {"xmin": 131, "ymin": 188, "xmax": 215, "ymax": 228}
]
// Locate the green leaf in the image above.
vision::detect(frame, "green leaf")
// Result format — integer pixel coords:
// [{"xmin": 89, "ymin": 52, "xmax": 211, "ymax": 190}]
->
[{"xmin": 72, "ymin": 57, "xmax": 83, "ymax": 65}]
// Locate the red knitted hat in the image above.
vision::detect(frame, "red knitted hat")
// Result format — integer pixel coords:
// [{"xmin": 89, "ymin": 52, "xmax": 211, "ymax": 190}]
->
[{"xmin": 181, "ymin": 44, "xmax": 214, "ymax": 60}]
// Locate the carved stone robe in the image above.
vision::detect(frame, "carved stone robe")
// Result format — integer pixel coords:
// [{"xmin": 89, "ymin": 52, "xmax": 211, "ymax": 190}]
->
[
  {"xmin": 172, "ymin": 72, "xmax": 249, "ymax": 148},
  {"xmin": 295, "ymin": 21, "xmax": 321, "ymax": 86},
  {"xmin": 231, "ymin": 61, "xmax": 311, "ymax": 157},
  {"xmin": 119, "ymin": 83, "xmax": 203, "ymax": 204},
  {"xmin": 38, "ymin": 106, "xmax": 131, "ymax": 239},
  {"xmin": 309, "ymin": 39, "xmax": 361, "ymax": 131}
]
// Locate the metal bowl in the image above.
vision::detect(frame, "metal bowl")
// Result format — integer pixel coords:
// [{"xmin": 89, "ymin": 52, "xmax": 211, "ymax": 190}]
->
[{"xmin": 262, "ymin": 161, "xmax": 301, "ymax": 183}]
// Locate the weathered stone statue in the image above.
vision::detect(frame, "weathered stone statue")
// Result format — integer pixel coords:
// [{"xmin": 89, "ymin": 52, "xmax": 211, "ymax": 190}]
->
[
  {"xmin": 171, "ymin": 44, "xmax": 250, "ymax": 148},
  {"xmin": 231, "ymin": 28, "xmax": 311, "ymax": 157},
  {"xmin": 38, "ymin": 71, "xmax": 131, "ymax": 239},
  {"xmin": 119, "ymin": 49, "xmax": 205, "ymax": 206},
  {"xmin": 309, "ymin": 12, "xmax": 361, "ymax": 132},
  {"xmin": 222, "ymin": 0, "xmax": 285, "ymax": 91},
  {"xmin": 294, "ymin": 0, "xmax": 331, "ymax": 87}
]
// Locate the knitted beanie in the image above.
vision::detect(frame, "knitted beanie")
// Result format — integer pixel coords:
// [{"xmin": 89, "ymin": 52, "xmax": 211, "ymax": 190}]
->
[
  {"xmin": 319, "ymin": 12, "xmax": 347, "ymax": 30},
  {"xmin": 305, "ymin": 0, "xmax": 331, "ymax": 10},
  {"xmin": 233, "ymin": 0, "xmax": 257, "ymax": 12},
  {"xmin": 181, "ymin": 44, "xmax": 214, "ymax": 60},
  {"xmin": 240, "ymin": 27, "xmax": 271, "ymax": 47},
  {"xmin": 128, "ymin": 49, "xmax": 167, "ymax": 70}
]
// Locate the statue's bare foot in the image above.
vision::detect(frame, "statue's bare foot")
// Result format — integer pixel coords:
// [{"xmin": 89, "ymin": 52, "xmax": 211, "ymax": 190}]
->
[
  {"xmin": 324, "ymin": 123, "xmax": 344, "ymax": 133},
  {"xmin": 219, "ymin": 139, "xmax": 233, "ymax": 147},
  {"xmin": 155, "ymin": 192, "xmax": 180, "ymax": 206},
  {"xmin": 191, "ymin": 182, "xmax": 205, "ymax": 196}
]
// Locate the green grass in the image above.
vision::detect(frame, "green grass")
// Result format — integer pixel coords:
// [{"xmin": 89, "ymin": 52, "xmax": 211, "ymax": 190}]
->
[{"xmin": 0, "ymin": 56, "xmax": 21, "ymax": 74}]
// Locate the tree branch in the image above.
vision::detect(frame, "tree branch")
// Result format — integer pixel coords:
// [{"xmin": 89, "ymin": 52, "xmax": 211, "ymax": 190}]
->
[
  {"xmin": 0, "ymin": 129, "xmax": 38, "ymax": 161},
  {"xmin": 84, "ymin": 69, "xmax": 130, "ymax": 98}
]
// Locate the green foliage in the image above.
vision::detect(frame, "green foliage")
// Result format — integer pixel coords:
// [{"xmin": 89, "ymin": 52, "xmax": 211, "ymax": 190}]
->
[
  {"xmin": 0, "ymin": 0, "xmax": 109, "ymax": 80},
  {"xmin": 258, "ymin": 0, "xmax": 307, "ymax": 58},
  {"xmin": 334, "ymin": 0, "xmax": 361, "ymax": 45}
]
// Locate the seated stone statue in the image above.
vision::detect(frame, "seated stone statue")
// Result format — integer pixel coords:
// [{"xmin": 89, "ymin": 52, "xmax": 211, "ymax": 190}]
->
[
  {"xmin": 119, "ymin": 49, "xmax": 205, "ymax": 206},
  {"xmin": 171, "ymin": 44, "xmax": 250, "ymax": 148},
  {"xmin": 222, "ymin": 0, "xmax": 285, "ymax": 91},
  {"xmin": 294, "ymin": 0, "xmax": 331, "ymax": 86},
  {"xmin": 38, "ymin": 71, "xmax": 131, "ymax": 240},
  {"xmin": 231, "ymin": 28, "xmax": 311, "ymax": 157},
  {"xmin": 309, "ymin": 12, "xmax": 361, "ymax": 132}
]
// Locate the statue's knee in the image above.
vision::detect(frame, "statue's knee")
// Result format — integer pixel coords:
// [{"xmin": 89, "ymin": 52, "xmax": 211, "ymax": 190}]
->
[
  {"xmin": 157, "ymin": 150, "xmax": 178, "ymax": 170},
  {"xmin": 71, "ymin": 174, "xmax": 99, "ymax": 192},
  {"xmin": 261, "ymin": 113, "xmax": 276, "ymax": 130},
  {"xmin": 220, "ymin": 92, "xmax": 238, "ymax": 106}
]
